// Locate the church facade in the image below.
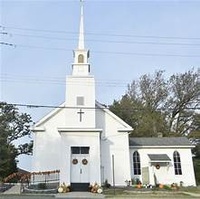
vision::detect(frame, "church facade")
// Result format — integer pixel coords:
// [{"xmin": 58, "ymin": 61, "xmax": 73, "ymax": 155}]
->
[{"xmin": 32, "ymin": 2, "xmax": 196, "ymax": 189}]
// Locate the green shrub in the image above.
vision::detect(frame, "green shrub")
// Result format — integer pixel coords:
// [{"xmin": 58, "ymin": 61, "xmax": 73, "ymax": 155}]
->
[
  {"xmin": 163, "ymin": 185, "xmax": 171, "ymax": 190},
  {"xmin": 37, "ymin": 183, "xmax": 46, "ymax": 189},
  {"xmin": 193, "ymin": 158, "xmax": 200, "ymax": 185}
]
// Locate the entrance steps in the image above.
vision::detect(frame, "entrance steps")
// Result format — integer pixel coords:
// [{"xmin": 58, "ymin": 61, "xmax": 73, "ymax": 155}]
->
[{"xmin": 55, "ymin": 192, "xmax": 105, "ymax": 199}]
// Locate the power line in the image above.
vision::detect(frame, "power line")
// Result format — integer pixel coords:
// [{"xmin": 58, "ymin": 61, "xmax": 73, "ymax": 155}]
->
[
  {"xmin": 0, "ymin": 74, "xmax": 129, "ymax": 87},
  {"xmin": 95, "ymin": 50, "xmax": 200, "ymax": 58},
  {"xmin": 0, "ymin": 73, "xmax": 127, "ymax": 84},
  {"xmin": 1, "ymin": 25, "xmax": 200, "ymax": 41},
  {"xmin": 0, "ymin": 42, "xmax": 16, "ymax": 47},
  {"xmin": 0, "ymin": 32, "xmax": 8, "ymax": 35},
  {"xmin": 10, "ymin": 103, "xmax": 108, "ymax": 110},
  {"xmin": 2, "ymin": 32, "xmax": 200, "ymax": 47},
  {"xmin": 1, "ymin": 42, "xmax": 200, "ymax": 58},
  {"xmin": 7, "ymin": 102, "xmax": 200, "ymax": 111}
]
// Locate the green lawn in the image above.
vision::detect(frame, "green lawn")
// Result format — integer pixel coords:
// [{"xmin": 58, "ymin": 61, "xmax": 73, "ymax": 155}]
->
[{"xmin": 103, "ymin": 186, "xmax": 200, "ymax": 199}]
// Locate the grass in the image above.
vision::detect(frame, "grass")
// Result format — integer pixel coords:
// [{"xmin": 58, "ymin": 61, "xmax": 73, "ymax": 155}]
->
[
  {"xmin": 103, "ymin": 185, "xmax": 200, "ymax": 198},
  {"xmin": 104, "ymin": 188, "xmax": 194, "ymax": 199},
  {"xmin": 103, "ymin": 187, "xmax": 125, "ymax": 196},
  {"xmin": 179, "ymin": 186, "xmax": 200, "ymax": 193}
]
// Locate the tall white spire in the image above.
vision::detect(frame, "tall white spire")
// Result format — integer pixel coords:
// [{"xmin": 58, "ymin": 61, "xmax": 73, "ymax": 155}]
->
[
  {"xmin": 78, "ymin": 0, "xmax": 84, "ymax": 49},
  {"xmin": 71, "ymin": 0, "xmax": 90, "ymax": 76}
]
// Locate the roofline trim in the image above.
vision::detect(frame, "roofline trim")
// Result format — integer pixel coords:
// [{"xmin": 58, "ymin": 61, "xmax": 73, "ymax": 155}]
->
[
  {"xmin": 96, "ymin": 101, "xmax": 133, "ymax": 130},
  {"xmin": 149, "ymin": 160, "xmax": 171, "ymax": 163},
  {"xmin": 34, "ymin": 102, "xmax": 65, "ymax": 127},
  {"xmin": 129, "ymin": 145, "xmax": 194, "ymax": 149},
  {"xmin": 58, "ymin": 127, "xmax": 103, "ymax": 133}
]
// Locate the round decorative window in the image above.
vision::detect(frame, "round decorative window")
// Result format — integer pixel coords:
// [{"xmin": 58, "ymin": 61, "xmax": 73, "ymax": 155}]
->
[
  {"xmin": 72, "ymin": 158, "xmax": 78, "ymax": 165},
  {"xmin": 82, "ymin": 159, "xmax": 88, "ymax": 165},
  {"xmin": 156, "ymin": 164, "xmax": 160, "ymax": 169}
]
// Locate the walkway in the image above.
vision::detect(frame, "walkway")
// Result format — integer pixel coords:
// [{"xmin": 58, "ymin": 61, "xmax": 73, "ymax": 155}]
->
[
  {"xmin": 56, "ymin": 192, "xmax": 105, "ymax": 199},
  {"xmin": 3, "ymin": 185, "xmax": 105, "ymax": 199},
  {"xmin": 2, "ymin": 185, "xmax": 200, "ymax": 199},
  {"xmin": 3, "ymin": 184, "xmax": 21, "ymax": 195},
  {"xmin": 182, "ymin": 191, "xmax": 200, "ymax": 197}
]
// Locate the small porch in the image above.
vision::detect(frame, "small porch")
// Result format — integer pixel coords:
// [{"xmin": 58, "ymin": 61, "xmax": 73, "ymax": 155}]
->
[{"xmin": 148, "ymin": 154, "xmax": 172, "ymax": 185}]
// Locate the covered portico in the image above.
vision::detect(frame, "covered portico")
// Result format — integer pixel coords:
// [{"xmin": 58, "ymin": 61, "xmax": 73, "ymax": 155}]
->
[{"xmin": 148, "ymin": 154, "xmax": 172, "ymax": 185}]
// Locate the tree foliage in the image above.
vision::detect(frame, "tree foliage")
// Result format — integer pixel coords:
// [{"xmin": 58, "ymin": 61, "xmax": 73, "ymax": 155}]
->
[
  {"xmin": 139, "ymin": 70, "xmax": 168, "ymax": 109},
  {"xmin": 0, "ymin": 102, "xmax": 33, "ymax": 180},
  {"xmin": 109, "ymin": 69, "xmax": 200, "ymax": 138},
  {"xmin": 167, "ymin": 68, "xmax": 200, "ymax": 134}
]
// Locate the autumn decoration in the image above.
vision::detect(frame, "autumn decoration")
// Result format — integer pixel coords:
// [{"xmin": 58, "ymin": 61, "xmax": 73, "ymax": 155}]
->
[
  {"xmin": 58, "ymin": 182, "xmax": 71, "ymax": 193},
  {"xmin": 89, "ymin": 182, "xmax": 103, "ymax": 194}
]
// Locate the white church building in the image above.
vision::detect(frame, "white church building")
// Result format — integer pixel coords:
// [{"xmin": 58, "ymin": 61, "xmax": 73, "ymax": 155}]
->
[{"xmin": 32, "ymin": 2, "xmax": 196, "ymax": 190}]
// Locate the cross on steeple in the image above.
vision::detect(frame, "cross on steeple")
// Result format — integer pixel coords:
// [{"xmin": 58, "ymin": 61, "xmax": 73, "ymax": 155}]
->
[{"xmin": 77, "ymin": 109, "xmax": 84, "ymax": 122}]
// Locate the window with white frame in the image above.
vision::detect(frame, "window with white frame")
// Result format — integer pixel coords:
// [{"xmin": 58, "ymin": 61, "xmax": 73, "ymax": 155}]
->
[
  {"xmin": 173, "ymin": 151, "xmax": 182, "ymax": 175},
  {"xmin": 133, "ymin": 151, "xmax": 141, "ymax": 175}
]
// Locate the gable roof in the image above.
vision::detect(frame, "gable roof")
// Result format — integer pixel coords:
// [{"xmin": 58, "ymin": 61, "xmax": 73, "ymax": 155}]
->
[
  {"xmin": 17, "ymin": 167, "xmax": 30, "ymax": 174},
  {"xmin": 32, "ymin": 101, "xmax": 133, "ymax": 132},
  {"xmin": 33, "ymin": 102, "xmax": 65, "ymax": 127},
  {"xmin": 129, "ymin": 137, "xmax": 193, "ymax": 148},
  {"xmin": 95, "ymin": 101, "xmax": 133, "ymax": 131}
]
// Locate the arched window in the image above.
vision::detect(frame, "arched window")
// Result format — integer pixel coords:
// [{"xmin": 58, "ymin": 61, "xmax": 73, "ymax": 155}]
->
[
  {"xmin": 173, "ymin": 151, "xmax": 182, "ymax": 175},
  {"xmin": 133, "ymin": 151, "xmax": 141, "ymax": 175},
  {"xmin": 78, "ymin": 54, "xmax": 84, "ymax": 63}
]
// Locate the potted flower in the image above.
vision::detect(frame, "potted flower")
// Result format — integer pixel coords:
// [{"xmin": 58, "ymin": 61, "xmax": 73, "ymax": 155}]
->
[
  {"xmin": 135, "ymin": 179, "xmax": 142, "ymax": 188},
  {"xmin": 159, "ymin": 184, "xmax": 163, "ymax": 189}
]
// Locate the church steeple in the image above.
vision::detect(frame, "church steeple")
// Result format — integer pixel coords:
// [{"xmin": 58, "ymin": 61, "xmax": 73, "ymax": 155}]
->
[
  {"xmin": 78, "ymin": 0, "xmax": 84, "ymax": 50},
  {"xmin": 66, "ymin": 0, "xmax": 95, "ymax": 126},
  {"xmin": 72, "ymin": 0, "xmax": 90, "ymax": 76}
]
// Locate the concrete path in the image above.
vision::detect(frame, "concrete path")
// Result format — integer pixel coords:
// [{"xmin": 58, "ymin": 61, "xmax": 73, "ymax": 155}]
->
[
  {"xmin": 2, "ymin": 186, "xmax": 200, "ymax": 199},
  {"xmin": 3, "ymin": 184, "xmax": 21, "ymax": 195},
  {"xmin": 3, "ymin": 185, "xmax": 105, "ymax": 198},
  {"xmin": 55, "ymin": 192, "xmax": 105, "ymax": 199},
  {"xmin": 182, "ymin": 191, "xmax": 200, "ymax": 197}
]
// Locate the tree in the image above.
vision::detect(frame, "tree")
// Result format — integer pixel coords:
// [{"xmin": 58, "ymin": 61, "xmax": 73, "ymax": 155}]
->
[
  {"xmin": 110, "ymin": 94, "xmax": 143, "ymax": 135},
  {"xmin": 109, "ymin": 69, "xmax": 200, "ymax": 137},
  {"xmin": 136, "ymin": 71, "xmax": 169, "ymax": 136},
  {"xmin": 138, "ymin": 70, "xmax": 168, "ymax": 109},
  {"xmin": 0, "ymin": 142, "xmax": 17, "ymax": 181},
  {"xmin": 110, "ymin": 71, "xmax": 169, "ymax": 137},
  {"xmin": 166, "ymin": 68, "xmax": 200, "ymax": 134},
  {"xmin": 0, "ymin": 102, "xmax": 33, "ymax": 180},
  {"xmin": 189, "ymin": 113, "xmax": 200, "ymax": 158}
]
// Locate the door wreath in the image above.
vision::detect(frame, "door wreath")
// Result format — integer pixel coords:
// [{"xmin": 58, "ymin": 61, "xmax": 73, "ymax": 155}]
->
[
  {"xmin": 72, "ymin": 158, "xmax": 78, "ymax": 165},
  {"xmin": 155, "ymin": 164, "xmax": 160, "ymax": 169},
  {"xmin": 82, "ymin": 158, "xmax": 88, "ymax": 165}
]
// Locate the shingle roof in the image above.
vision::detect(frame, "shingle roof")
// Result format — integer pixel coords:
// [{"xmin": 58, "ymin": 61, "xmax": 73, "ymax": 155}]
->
[{"xmin": 129, "ymin": 137, "xmax": 192, "ymax": 147}]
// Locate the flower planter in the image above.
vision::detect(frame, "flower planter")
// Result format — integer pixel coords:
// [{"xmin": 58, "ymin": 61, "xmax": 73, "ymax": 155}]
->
[
  {"xmin": 137, "ymin": 184, "xmax": 142, "ymax": 189},
  {"xmin": 159, "ymin": 184, "xmax": 163, "ymax": 189}
]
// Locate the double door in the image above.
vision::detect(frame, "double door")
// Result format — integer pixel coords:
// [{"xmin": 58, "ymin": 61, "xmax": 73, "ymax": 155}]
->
[{"xmin": 71, "ymin": 147, "xmax": 90, "ymax": 183}]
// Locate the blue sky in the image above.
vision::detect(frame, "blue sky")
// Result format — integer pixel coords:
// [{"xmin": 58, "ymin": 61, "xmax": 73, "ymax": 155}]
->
[{"xmin": 1, "ymin": 0, "xmax": 200, "ymax": 170}]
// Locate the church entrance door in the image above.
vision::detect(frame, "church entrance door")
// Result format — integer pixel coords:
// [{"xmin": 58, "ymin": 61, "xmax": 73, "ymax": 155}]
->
[{"xmin": 71, "ymin": 147, "xmax": 90, "ymax": 191}]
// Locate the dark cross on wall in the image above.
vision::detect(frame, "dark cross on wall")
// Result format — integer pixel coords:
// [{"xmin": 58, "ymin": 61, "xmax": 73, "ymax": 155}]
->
[{"xmin": 77, "ymin": 109, "xmax": 84, "ymax": 122}]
